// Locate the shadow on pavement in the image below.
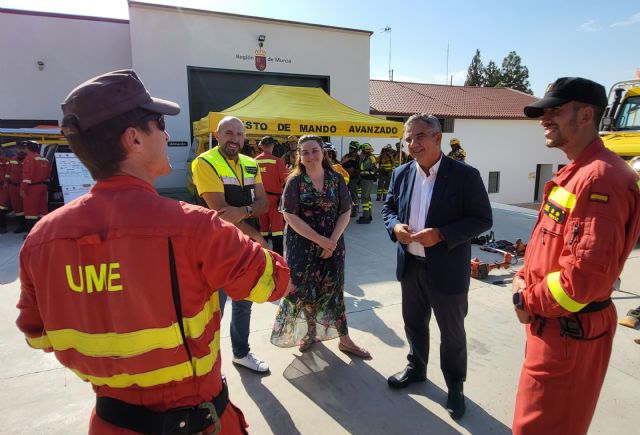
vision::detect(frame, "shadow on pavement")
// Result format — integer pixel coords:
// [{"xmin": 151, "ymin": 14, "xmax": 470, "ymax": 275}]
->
[
  {"xmin": 344, "ymin": 295, "xmax": 405, "ymax": 348},
  {"xmin": 236, "ymin": 369, "xmax": 301, "ymax": 435},
  {"xmin": 282, "ymin": 343, "xmax": 509, "ymax": 435}
]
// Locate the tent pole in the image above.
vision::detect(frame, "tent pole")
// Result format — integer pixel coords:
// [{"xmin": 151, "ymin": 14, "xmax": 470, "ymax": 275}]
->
[{"xmin": 340, "ymin": 137, "xmax": 344, "ymax": 160}]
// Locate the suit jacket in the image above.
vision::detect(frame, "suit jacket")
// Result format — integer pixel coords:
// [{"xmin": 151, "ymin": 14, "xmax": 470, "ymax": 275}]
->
[{"xmin": 382, "ymin": 154, "xmax": 493, "ymax": 294}]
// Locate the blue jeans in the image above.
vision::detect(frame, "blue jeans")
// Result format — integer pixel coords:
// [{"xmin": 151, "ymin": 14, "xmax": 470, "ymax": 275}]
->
[{"xmin": 218, "ymin": 290, "xmax": 252, "ymax": 359}]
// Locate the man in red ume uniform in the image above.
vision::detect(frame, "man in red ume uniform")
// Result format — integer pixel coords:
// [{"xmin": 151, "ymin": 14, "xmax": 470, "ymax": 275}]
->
[
  {"xmin": 20, "ymin": 140, "xmax": 51, "ymax": 234},
  {"xmin": 16, "ymin": 69, "xmax": 290, "ymax": 435},
  {"xmin": 512, "ymin": 77, "xmax": 640, "ymax": 435}
]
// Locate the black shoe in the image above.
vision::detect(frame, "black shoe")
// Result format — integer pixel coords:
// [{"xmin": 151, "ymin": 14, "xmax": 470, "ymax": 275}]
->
[
  {"xmin": 376, "ymin": 196, "xmax": 381, "ymax": 201},
  {"xmin": 350, "ymin": 210, "xmax": 357, "ymax": 218},
  {"xmin": 13, "ymin": 225, "xmax": 27, "ymax": 234},
  {"xmin": 387, "ymin": 367, "xmax": 426, "ymax": 389},
  {"xmin": 0, "ymin": 227, "xmax": 6, "ymax": 234},
  {"xmin": 356, "ymin": 217, "xmax": 368, "ymax": 224},
  {"xmin": 446, "ymin": 387, "xmax": 466, "ymax": 420}
]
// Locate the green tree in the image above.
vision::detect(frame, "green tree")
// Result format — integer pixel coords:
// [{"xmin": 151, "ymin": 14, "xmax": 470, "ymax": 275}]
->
[
  {"xmin": 483, "ymin": 60, "xmax": 502, "ymax": 87},
  {"xmin": 464, "ymin": 49, "xmax": 485, "ymax": 86},
  {"xmin": 499, "ymin": 51, "xmax": 532, "ymax": 94}
]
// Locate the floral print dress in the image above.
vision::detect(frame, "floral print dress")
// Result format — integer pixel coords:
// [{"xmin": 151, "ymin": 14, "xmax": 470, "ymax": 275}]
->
[{"xmin": 271, "ymin": 169, "xmax": 352, "ymax": 347}]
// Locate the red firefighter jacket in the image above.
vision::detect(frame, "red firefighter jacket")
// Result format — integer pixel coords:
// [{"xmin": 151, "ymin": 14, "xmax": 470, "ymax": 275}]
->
[
  {"xmin": 6, "ymin": 158, "xmax": 23, "ymax": 185},
  {"xmin": 255, "ymin": 152, "xmax": 288, "ymax": 195},
  {"xmin": 20, "ymin": 151, "xmax": 50, "ymax": 194},
  {"xmin": 16, "ymin": 175, "xmax": 289, "ymax": 411},
  {"xmin": 518, "ymin": 138, "xmax": 640, "ymax": 317}
]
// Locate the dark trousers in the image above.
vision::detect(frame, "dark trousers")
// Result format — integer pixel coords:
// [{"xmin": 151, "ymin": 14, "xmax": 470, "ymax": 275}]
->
[{"xmin": 400, "ymin": 254, "xmax": 468, "ymax": 389}]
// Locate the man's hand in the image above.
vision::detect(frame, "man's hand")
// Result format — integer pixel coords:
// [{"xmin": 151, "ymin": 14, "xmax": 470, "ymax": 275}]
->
[
  {"xmin": 512, "ymin": 276, "xmax": 533, "ymax": 324},
  {"xmin": 393, "ymin": 223, "xmax": 414, "ymax": 244},
  {"xmin": 410, "ymin": 227, "xmax": 443, "ymax": 247},
  {"xmin": 253, "ymin": 233, "xmax": 269, "ymax": 249},
  {"xmin": 217, "ymin": 205, "xmax": 246, "ymax": 224}
]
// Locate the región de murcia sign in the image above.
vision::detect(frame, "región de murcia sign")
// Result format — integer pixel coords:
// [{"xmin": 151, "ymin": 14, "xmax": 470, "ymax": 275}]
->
[{"xmin": 235, "ymin": 52, "xmax": 293, "ymax": 71}]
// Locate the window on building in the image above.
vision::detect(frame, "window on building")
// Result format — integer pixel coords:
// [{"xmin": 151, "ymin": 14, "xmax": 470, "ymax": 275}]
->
[
  {"xmin": 488, "ymin": 171, "xmax": 500, "ymax": 194},
  {"xmin": 440, "ymin": 118, "xmax": 455, "ymax": 133},
  {"xmin": 386, "ymin": 116, "xmax": 406, "ymax": 123}
]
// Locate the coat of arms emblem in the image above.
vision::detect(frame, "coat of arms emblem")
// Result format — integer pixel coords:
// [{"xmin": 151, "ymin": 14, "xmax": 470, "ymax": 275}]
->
[{"xmin": 255, "ymin": 48, "xmax": 267, "ymax": 71}]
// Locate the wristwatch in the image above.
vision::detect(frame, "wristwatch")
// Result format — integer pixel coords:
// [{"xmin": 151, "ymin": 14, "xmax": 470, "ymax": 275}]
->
[
  {"xmin": 512, "ymin": 291, "xmax": 524, "ymax": 310},
  {"xmin": 244, "ymin": 205, "xmax": 253, "ymax": 219}
]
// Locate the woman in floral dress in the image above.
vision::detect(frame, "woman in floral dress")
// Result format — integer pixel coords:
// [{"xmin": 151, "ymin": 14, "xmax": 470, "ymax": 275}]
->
[{"xmin": 271, "ymin": 135, "xmax": 370, "ymax": 358}]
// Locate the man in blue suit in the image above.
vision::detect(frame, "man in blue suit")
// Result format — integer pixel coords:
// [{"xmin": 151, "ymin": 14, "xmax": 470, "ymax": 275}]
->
[{"xmin": 382, "ymin": 113, "xmax": 492, "ymax": 420}]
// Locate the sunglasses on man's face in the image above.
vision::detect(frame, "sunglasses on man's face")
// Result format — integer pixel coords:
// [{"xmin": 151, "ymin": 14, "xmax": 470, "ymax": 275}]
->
[{"xmin": 135, "ymin": 113, "xmax": 166, "ymax": 131}]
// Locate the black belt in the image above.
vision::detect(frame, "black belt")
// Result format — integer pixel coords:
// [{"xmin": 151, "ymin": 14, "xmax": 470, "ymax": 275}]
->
[
  {"xmin": 266, "ymin": 191, "xmax": 282, "ymax": 196},
  {"xmin": 407, "ymin": 252, "xmax": 427, "ymax": 263},
  {"xmin": 95, "ymin": 381, "xmax": 228, "ymax": 434},
  {"xmin": 578, "ymin": 298, "xmax": 612, "ymax": 313},
  {"xmin": 29, "ymin": 181, "xmax": 49, "ymax": 185},
  {"xmin": 8, "ymin": 181, "xmax": 20, "ymax": 186}
]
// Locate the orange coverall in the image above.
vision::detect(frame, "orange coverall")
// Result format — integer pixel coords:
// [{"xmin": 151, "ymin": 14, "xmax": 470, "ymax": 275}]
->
[
  {"xmin": 513, "ymin": 139, "xmax": 640, "ymax": 435},
  {"xmin": 255, "ymin": 151, "xmax": 288, "ymax": 238},
  {"xmin": 6, "ymin": 157, "xmax": 24, "ymax": 216},
  {"xmin": 20, "ymin": 150, "xmax": 51, "ymax": 220},
  {"xmin": 16, "ymin": 175, "xmax": 290, "ymax": 434},
  {"xmin": 0, "ymin": 157, "xmax": 9, "ymax": 210}
]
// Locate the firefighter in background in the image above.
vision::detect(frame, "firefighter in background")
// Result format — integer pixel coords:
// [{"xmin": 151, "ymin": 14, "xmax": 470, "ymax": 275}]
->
[
  {"xmin": 341, "ymin": 141, "xmax": 360, "ymax": 217},
  {"xmin": 0, "ymin": 146, "xmax": 11, "ymax": 233},
  {"xmin": 357, "ymin": 143, "xmax": 377, "ymax": 224},
  {"xmin": 255, "ymin": 135, "xmax": 288, "ymax": 256},
  {"xmin": 447, "ymin": 138, "xmax": 466, "ymax": 162},
  {"xmin": 324, "ymin": 142, "xmax": 349, "ymax": 184},
  {"xmin": 377, "ymin": 144, "xmax": 394, "ymax": 201},
  {"xmin": 512, "ymin": 77, "xmax": 640, "ymax": 434},
  {"xmin": 20, "ymin": 140, "xmax": 51, "ymax": 234},
  {"xmin": 393, "ymin": 141, "xmax": 409, "ymax": 167},
  {"xmin": 241, "ymin": 139, "xmax": 260, "ymax": 158},
  {"xmin": 6, "ymin": 141, "xmax": 28, "ymax": 233},
  {"xmin": 283, "ymin": 135, "xmax": 299, "ymax": 169}
]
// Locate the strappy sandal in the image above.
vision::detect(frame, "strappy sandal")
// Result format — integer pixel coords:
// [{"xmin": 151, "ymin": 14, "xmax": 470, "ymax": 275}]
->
[
  {"xmin": 298, "ymin": 336, "xmax": 316, "ymax": 352},
  {"xmin": 338, "ymin": 342, "xmax": 371, "ymax": 359}
]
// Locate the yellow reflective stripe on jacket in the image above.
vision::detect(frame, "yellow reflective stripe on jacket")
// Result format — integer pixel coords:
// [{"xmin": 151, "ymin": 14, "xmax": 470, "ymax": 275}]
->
[
  {"xmin": 26, "ymin": 334, "xmax": 52, "ymax": 350},
  {"xmin": 183, "ymin": 292, "xmax": 221, "ymax": 339},
  {"xmin": 72, "ymin": 331, "xmax": 221, "ymax": 388},
  {"xmin": 245, "ymin": 249, "xmax": 275, "ymax": 303},
  {"xmin": 258, "ymin": 159, "xmax": 277, "ymax": 164},
  {"xmin": 546, "ymin": 271, "xmax": 587, "ymax": 312},
  {"xmin": 41, "ymin": 292, "xmax": 220, "ymax": 358},
  {"xmin": 548, "ymin": 186, "xmax": 576, "ymax": 210}
]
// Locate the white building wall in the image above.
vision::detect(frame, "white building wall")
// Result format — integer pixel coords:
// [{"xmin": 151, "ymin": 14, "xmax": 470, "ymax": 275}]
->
[
  {"xmin": 446, "ymin": 119, "xmax": 568, "ymax": 204},
  {"xmin": 128, "ymin": 3, "xmax": 371, "ymax": 189},
  {"xmin": 0, "ymin": 12, "xmax": 131, "ymax": 120}
]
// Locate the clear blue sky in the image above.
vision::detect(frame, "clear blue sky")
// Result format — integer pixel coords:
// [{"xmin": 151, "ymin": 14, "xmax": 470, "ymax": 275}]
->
[{"xmin": 2, "ymin": 0, "xmax": 639, "ymax": 96}]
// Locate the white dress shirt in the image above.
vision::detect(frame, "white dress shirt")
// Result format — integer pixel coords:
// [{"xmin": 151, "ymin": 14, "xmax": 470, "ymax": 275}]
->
[{"xmin": 407, "ymin": 154, "xmax": 442, "ymax": 257}]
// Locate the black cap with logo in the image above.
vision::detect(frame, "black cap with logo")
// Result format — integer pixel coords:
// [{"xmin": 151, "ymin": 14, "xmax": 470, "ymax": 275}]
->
[{"xmin": 524, "ymin": 77, "xmax": 607, "ymax": 118}]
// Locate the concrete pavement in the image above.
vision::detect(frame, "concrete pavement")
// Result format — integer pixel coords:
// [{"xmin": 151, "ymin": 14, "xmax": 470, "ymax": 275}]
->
[{"xmin": 0, "ymin": 201, "xmax": 638, "ymax": 434}]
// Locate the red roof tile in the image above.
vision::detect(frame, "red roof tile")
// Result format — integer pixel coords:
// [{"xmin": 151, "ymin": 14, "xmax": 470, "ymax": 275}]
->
[{"xmin": 369, "ymin": 80, "xmax": 538, "ymax": 120}]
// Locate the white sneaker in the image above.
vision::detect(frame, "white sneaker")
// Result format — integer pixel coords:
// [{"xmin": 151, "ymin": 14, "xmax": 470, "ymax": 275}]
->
[{"xmin": 232, "ymin": 352, "xmax": 269, "ymax": 373}]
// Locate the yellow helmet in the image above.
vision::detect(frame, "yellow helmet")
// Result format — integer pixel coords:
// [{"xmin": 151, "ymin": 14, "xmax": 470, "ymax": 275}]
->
[
  {"xmin": 361, "ymin": 143, "xmax": 373, "ymax": 152},
  {"xmin": 449, "ymin": 138, "xmax": 461, "ymax": 146}
]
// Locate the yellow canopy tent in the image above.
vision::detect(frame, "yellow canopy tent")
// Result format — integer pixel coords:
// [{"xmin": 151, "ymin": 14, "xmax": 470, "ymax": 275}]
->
[{"xmin": 193, "ymin": 84, "xmax": 403, "ymax": 140}]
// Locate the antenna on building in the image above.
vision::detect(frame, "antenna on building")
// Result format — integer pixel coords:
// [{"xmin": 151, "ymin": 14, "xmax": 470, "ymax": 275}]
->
[
  {"xmin": 446, "ymin": 41, "xmax": 450, "ymax": 85},
  {"xmin": 383, "ymin": 26, "xmax": 392, "ymax": 81}
]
